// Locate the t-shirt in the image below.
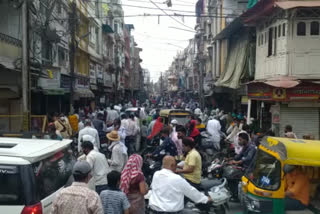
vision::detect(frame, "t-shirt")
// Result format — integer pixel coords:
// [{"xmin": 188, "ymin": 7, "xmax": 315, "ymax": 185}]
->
[
  {"xmin": 129, "ymin": 173, "xmax": 145, "ymax": 194},
  {"xmin": 100, "ymin": 189, "xmax": 130, "ymax": 214},
  {"xmin": 183, "ymin": 149, "xmax": 202, "ymax": 184}
]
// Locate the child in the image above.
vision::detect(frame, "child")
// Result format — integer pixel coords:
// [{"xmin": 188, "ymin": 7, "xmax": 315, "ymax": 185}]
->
[{"xmin": 100, "ymin": 171, "xmax": 130, "ymax": 214}]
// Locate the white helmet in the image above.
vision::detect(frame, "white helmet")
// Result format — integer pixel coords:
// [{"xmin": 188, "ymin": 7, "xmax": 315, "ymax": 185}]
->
[{"xmin": 171, "ymin": 119, "xmax": 178, "ymax": 125}]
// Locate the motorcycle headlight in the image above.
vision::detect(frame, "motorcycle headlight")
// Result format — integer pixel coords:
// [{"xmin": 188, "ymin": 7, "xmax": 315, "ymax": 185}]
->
[{"xmin": 248, "ymin": 200, "xmax": 260, "ymax": 212}]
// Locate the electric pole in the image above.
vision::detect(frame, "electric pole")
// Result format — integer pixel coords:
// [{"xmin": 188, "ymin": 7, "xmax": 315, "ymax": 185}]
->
[
  {"xmin": 69, "ymin": 1, "xmax": 76, "ymax": 113},
  {"xmin": 22, "ymin": 0, "xmax": 29, "ymax": 131},
  {"xmin": 160, "ymin": 72, "xmax": 163, "ymax": 97}
]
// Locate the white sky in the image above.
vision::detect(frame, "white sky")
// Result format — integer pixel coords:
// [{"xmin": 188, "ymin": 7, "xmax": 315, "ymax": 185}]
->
[{"xmin": 122, "ymin": 0, "xmax": 197, "ymax": 82}]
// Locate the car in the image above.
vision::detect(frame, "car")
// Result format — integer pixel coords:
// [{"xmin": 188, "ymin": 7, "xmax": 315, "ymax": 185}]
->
[{"xmin": 0, "ymin": 138, "xmax": 75, "ymax": 214}]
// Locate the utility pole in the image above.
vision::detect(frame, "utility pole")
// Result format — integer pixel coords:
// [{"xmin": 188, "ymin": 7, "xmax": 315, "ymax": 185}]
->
[
  {"xmin": 69, "ymin": 0, "xmax": 76, "ymax": 113},
  {"xmin": 22, "ymin": 0, "xmax": 29, "ymax": 131}
]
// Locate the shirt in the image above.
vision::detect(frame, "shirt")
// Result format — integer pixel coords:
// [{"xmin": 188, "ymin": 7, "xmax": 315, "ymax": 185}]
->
[
  {"xmin": 108, "ymin": 142, "xmax": 128, "ymax": 172},
  {"xmin": 51, "ymin": 182, "xmax": 103, "ymax": 214},
  {"xmin": 86, "ymin": 150, "xmax": 110, "ymax": 186},
  {"xmin": 149, "ymin": 169, "xmax": 208, "ymax": 212},
  {"xmin": 285, "ymin": 169, "xmax": 310, "ymax": 205},
  {"xmin": 107, "ymin": 110, "xmax": 119, "ymax": 122},
  {"xmin": 126, "ymin": 119, "xmax": 138, "ymax": 136},
  {"xmin": 78, "ymin": 126, "xmax": 100, "ymax": 153},
  {"xmin": 100, "ymin": 189, "xmax": 130, "ymax": 214},
  {"xmin": 152, "ymin": 137, "xmax": 177, "ymax": 161},
  {"xmin": 234, "ymin": 144, "xmax": 256, "ymax": 168},
  {"xmin": 183, "ymin": 148, "xmax": 202, "ymax": 184}
]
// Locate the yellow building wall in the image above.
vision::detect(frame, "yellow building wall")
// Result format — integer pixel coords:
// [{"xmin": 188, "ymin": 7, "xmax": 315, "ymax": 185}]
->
[
  {"xmin": 0, "ymin": 41, "xmax": 21, "ymax": 59},
  {"xmin": 75, "ymin": 50, "xmax": 89, "ymax": 76}
]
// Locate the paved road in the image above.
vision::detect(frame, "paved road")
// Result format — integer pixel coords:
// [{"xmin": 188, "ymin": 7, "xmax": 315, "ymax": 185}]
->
[{"xmin": 228, "ymin": 202, "xmax": 243, "ymax": 214}]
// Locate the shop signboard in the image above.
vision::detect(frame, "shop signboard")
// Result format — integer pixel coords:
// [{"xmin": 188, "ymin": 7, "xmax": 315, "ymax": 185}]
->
[
  {"xmin": 89, "ymin": 62, "xmax": 96, "ymax": 85},
  {"xmin": 38, "ymin": 69, "xmax": 61, "ymax": 89},
  {"xmin": 248, "ymin": 82, "xmax": 320, "ymax": 101},
  {"xmin": 75, "ymin": 76, "xmax": 90, "ymax": 89}
]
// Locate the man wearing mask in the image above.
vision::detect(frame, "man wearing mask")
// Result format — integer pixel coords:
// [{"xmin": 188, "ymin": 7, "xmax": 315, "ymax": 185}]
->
[{"xmin": 149, "ymin": 126, "xmax": 177, "ymax": 161}]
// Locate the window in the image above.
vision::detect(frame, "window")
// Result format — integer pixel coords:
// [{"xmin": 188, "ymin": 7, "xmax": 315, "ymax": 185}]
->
[
  {"xmin": 247, "ymin": 150, "xmax": 281, "ymax": 191},
  {"xmin": 261, "ymin": 34, "xmax": 264, "ymax": 45},
  {"xmin": 58, "ymin": 47, "xmax": 68, "ymax": 66},
  {"xmin": 265, "ymin": 32, "xmax": 267, "ymax": 43},
  {"xmin": 282, "ymin": 23, "xmax": 286, "ymax": 36},
  {"xmin": 268, "ymin": 27, "xmax": 273, "ymax": 56},
  {"xmin": 114, "ymin": 23, "xmax": 119, "ymax": 34},
  {"xmin": 297, "ymin": 22, "xmax": 306, "ymax": 36},
  {"xmin": 33, "ymin": 148, "xmax": 74, "ymax": 199},
  {"xmin": 311, "ymin": 21, "xmax": 319, "ymax": 35},
  {"xmin": 278, "ymin": 25, "xmax": 281, "ymax": 37},
  {"xmin": 0, "ymin": 165, "xmax": 24, "ymax": 205},
  {"xmin": 208, "ymin": 23, "xmax": 212, "ymax": 35}
]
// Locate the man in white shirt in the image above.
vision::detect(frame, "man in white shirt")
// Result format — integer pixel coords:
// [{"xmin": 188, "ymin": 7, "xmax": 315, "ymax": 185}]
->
[
  {"xmin": 149, "ymin": 156, "xmax": 211, "ymax": 213},
  {"xmin": 106, "ymin": 106, "xmax": 119, "ymax": 123},
  {"xmin": 78, "ymin": 119, "xmax": 100, "ymax": 153},
  {"xmin": 81, "ymin": 140, "xmax": 110, "ymax": 195}
]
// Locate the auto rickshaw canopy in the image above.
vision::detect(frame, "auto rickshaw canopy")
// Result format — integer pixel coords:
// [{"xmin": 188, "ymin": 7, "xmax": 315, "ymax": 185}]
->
[
  {"xmin": 261, "ymin": 137, "xmax": 320, "ymax": 166},
  {"xmin": 159, "ymin": 109, "xmax": 192, "ymax": 117}
]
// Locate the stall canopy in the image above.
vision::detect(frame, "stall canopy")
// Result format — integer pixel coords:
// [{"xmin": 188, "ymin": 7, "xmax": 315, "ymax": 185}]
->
[
  {"xmin": 215, "ymin": 32, "xmax": 249, "ymax": 89},
  {"xmin": 74, "ymin": 88, "xmax": 95, "ymax": 100}
]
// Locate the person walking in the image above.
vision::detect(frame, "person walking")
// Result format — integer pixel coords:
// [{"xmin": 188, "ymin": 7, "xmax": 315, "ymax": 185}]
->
[
  {"xmin": 125, "ymin": 114, "xmax": 138, "ymax": 155},
  {"xmin": 120, "ymin": 154, "xmax": 148, "ymax": 214},
  {"xmin": 81, "ymin": 141, "xmax": 110, "ymax": 194},
  {"xmin": 284, "ymin": 125, "xmax": 298, "ymax": 139},
  {"xmin": 100, "ymin": 171, "xmax": 130, "ymax": 214},
  {"xmin": 107, "ymin": 130, "xmax": 128, "ymax": 172},
  {"xmin": 78, "ymin": 119, "xmax": 100, "ymax": 153},
  {"xmin": 51, "ymin": 161, "xmax": 103, "ymax": 214},
  {"xmin": 149, "ymin": 156, "xmax": 211, "ymax": 213},
  {"xmin": 53, "ymin": 113, "xmax": 72, "ymax": 139}
]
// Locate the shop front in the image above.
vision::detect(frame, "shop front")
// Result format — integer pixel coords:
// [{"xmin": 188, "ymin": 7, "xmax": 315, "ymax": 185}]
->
[
  {"xmin": 74, "ymin": 75, "xmax": 94, "ymax": 108},
  {"xmin": 247, "ymin": 82, "xmax": 320, "ymax": 139}
]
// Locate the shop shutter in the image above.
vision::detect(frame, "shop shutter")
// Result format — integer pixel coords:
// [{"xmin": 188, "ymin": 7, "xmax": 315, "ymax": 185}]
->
[{"xmin": 280, "ymin": 105, "xmax": 319, "ymax": 139}]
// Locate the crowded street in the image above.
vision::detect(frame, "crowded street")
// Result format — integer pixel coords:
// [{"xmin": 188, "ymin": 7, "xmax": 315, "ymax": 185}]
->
[{"xmin": 1, "ymin": 0, "xmax": 320, "ymax": 214}]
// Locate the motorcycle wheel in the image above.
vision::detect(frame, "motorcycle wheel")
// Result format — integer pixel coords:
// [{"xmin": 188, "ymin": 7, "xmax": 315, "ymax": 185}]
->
[{"xmin": 213, "ymin": 205, "xmax": 226, "ymax": 214}]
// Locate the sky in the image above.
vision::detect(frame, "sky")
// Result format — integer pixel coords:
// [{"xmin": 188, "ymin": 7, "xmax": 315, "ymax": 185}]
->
[{"xmin": 122, "ymin": 0, "xmax": 198, "ymax": 82}]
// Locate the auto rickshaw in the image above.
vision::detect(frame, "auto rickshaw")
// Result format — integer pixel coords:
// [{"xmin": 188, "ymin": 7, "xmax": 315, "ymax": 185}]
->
[
  {"xmin": 159, "ymin": 109, "xmax": 192, "ymax": 126},
  {"xmin": 241, "ymin": 137, "xmax": 320, "ymax": 214}
]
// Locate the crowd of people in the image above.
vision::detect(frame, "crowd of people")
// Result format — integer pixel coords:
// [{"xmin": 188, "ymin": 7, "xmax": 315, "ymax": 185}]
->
[{"xmin": 46, "ymin": 100, "xmax": 312, "ymax": 213}]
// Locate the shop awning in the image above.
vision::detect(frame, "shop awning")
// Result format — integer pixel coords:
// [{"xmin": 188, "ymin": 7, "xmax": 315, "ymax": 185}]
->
[
  {"xmin": 275, "ymin": 1, "xmax": 320, "ymax": 9},
  {"xmin": 0, "ymin": 86, "xmax": 19, "ymax": 99},
  {"xmin": 102, "ymin": 24, "xmax": 114, "ymax": 33},
  {"xmin": 43, "ymin": 89, "xmax": 65, "ymax": 95},
  {"xmin": 249, "ymin": 76, "xmax": 301, "ymax": 88},
  {"xmin": 214, "ymin": 18, "xmax": 243, "ymax": 40},
  {"xmin": 74, "ymin": 88, "xmax": 95, "ymax": 100},
  {"xmin": 215, "ymin": 32, "xmax": 249, "ymax": 89},
  {"xmin": 0, "ymin": 56, "xmax": 16, "ymax": 70}
]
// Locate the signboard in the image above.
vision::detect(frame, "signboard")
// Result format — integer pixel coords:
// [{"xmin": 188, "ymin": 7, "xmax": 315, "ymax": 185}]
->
[
  {"xmin": 38, "ymin": 69, "xmax": 61, "ymax": 89},
  {"xmin": 75, "ymin": 76, "xmax": 90, "ymax": 89},
  {"xmin": 104, "ymin": 72, "xmax": 113, "ymax": 87},
  {"xmin": 248, "ymin": 82, "xmax": 320, "ymax": 101},
  {"xmin": 89, "ymin": 63, "xmax": 96, "ymax": 85}
]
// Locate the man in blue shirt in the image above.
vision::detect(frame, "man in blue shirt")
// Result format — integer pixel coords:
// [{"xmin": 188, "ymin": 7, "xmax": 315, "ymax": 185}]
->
[
  {"xmin": 151, "ymin": 126, "xmax": 178, "ymax": 161},
  {"xmin": 229, "ymin": 132, "xmax": 256, "ymax": 169}
]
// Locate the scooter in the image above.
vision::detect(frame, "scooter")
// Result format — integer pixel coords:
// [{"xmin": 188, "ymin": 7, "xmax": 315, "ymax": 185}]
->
[{"xmin": 184, "ymin": 178, "xmax": 231, "ymax": 214}]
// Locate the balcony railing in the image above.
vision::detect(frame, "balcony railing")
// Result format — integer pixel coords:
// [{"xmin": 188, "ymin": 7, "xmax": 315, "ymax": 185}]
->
[{"xmin": 0, "ymin": 33, "xmax": 22, "ymax": 47}]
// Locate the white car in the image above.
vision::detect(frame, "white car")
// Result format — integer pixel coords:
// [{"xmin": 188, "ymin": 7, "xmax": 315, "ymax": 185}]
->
[{"xmin": 0, "ymin": 138, "xmax": 74, "ymax": 214}]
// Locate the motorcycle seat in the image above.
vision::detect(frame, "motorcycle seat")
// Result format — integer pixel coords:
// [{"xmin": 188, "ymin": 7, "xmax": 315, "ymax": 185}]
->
[{"xmin": 200, "ymin": 178, "xmax": 224, "ymax": 191}]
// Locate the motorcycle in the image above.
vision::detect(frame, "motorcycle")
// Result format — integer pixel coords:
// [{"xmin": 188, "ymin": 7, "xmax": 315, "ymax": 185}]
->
[
  {"xmin": 207, "ymin": 158, "xmax": 244, "ymax": 200},
  {"xmin": 184, "ymin": 178, "xmax": 231, "ymax": 214}
]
